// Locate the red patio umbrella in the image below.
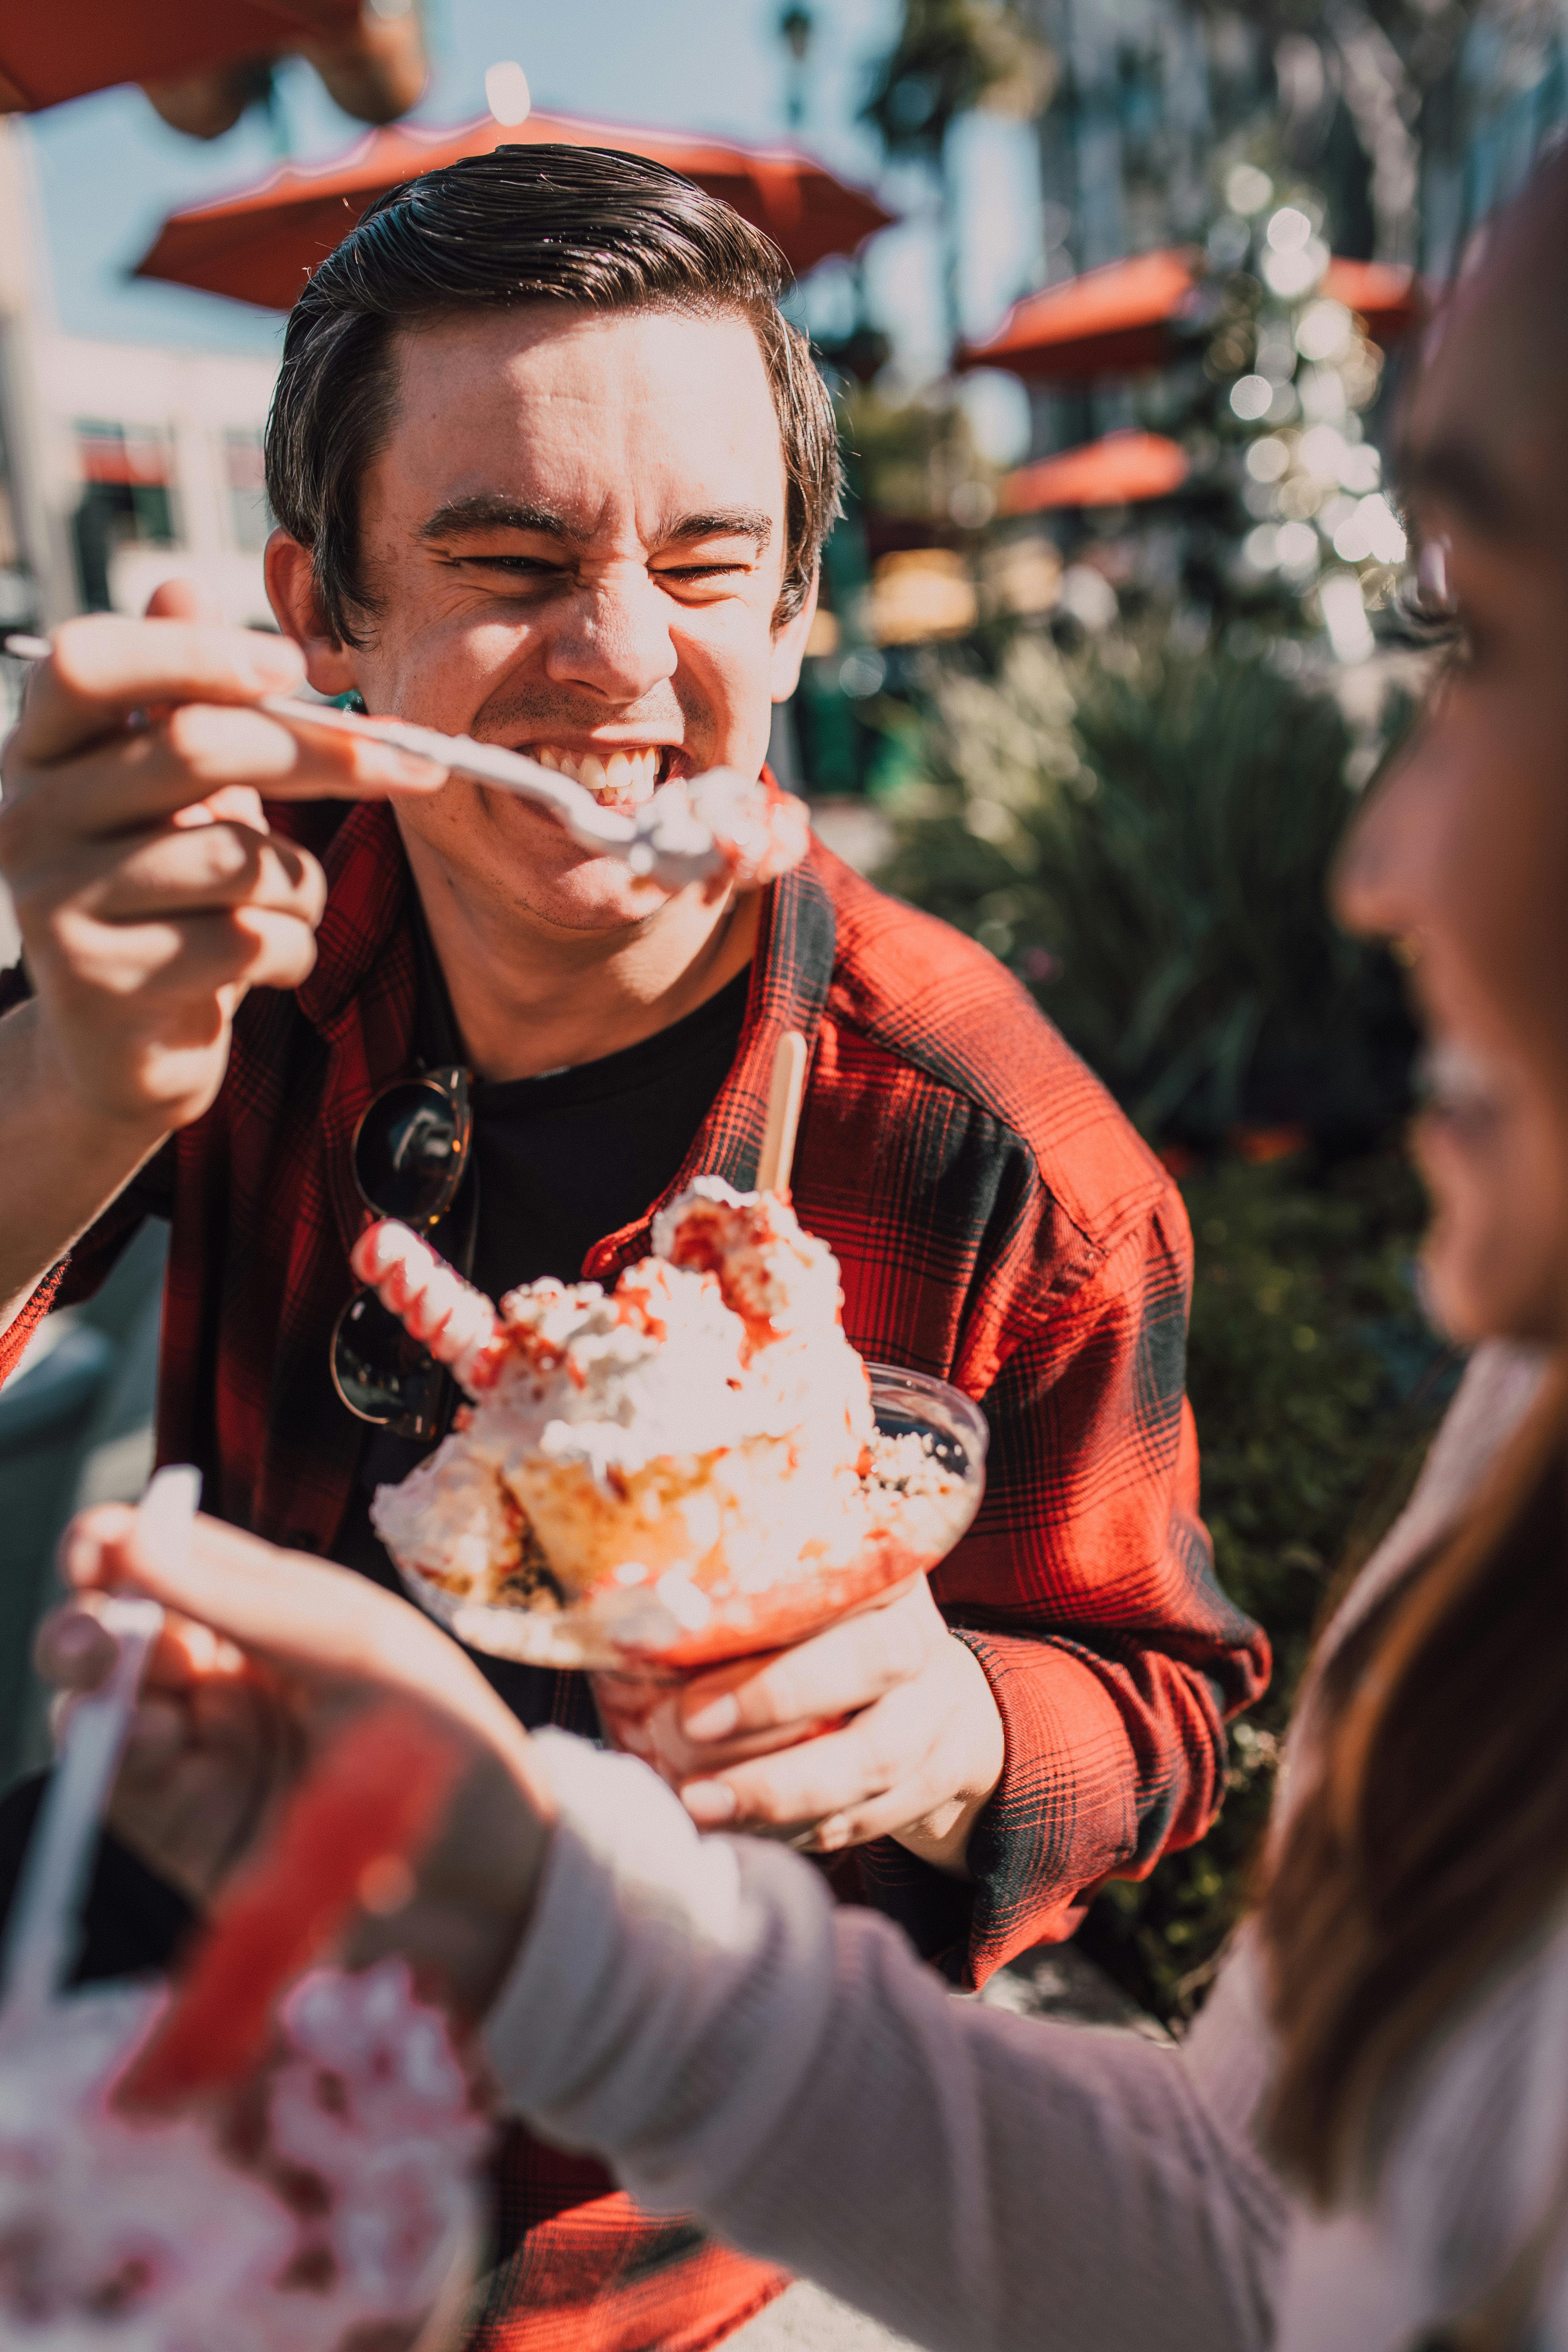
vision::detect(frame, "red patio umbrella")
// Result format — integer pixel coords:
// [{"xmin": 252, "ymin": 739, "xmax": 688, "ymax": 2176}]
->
[
  {"xmin": 957, "ymin": 246, "xmax": 1424, "ymax": 383},
  {"xmin": 998, "ymin": 430, "xmax": 1189, "ymax": 514},
  {"xmin": 134, "ymin": 109, "xmax": 897, "ymax": 309},
  {"xmin": 1318, "ymin": 256, "xmax": 1426, "ymax": 339},
  {"xmin": 0, "ymin": 1, "xmax": 411, "ymax": 118}
]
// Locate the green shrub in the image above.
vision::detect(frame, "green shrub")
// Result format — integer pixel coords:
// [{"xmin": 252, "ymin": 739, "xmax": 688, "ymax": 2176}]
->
[
  {"xmin": 1077, "ymin": 1149, "xmax": 1456, "ymax": 2024},
  {"xmin": 877, "ymin": 632, "xmax": 1413, "ymax": 1150},
  {"xmin": 874, "ymin": 632, "xmax": 1447, "ymax": 2019}
]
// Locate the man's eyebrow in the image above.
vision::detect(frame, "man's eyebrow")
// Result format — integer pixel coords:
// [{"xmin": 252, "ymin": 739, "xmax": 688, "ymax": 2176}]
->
[
  {"xmin": 658, "ymin": 509, "xmax": 773, "ymax": 549},
  {"xmin": 420, "ymin": 495, "xmax": 586, "ymax": 544},
  {"xmin": 417, "ymin": 496, "xmax": 775, "ymax": 552},
  {"xmin": 1395, "ymin": 437, "xmax": 1527, "ymax": 540}
]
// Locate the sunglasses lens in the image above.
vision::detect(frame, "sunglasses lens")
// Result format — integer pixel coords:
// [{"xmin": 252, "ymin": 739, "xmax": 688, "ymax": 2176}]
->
[
  {"xmin": 331, "ymin": 1289, "xmax": 448, "ymax": 1437},
  {"xmin": 353, "ymin": 1077, "xmax": 467, "ymax": 1225}
]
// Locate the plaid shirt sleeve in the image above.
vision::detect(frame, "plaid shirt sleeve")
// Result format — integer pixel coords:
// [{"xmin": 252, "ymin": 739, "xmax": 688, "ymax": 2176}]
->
[
  {"xmin": 862, "ymin": 1178, "xmax": 1268, "ymax": 1990},
  {"xmin": 0, "ymin": 962, "xmax": 56, "ymax": 1385},
  {"xmin": 788, "ymin": 859, "xmax": 1271, "ymax": 1995},
  {"xmin": 0, "ymin": 961, "xmax": 170, "ymax": 1386}
]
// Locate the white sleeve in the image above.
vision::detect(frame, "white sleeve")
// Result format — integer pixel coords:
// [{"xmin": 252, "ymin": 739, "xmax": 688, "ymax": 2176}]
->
[{"xmin": 482, "ymin": 1732, "xmax": 1288, "ymax": 2352}]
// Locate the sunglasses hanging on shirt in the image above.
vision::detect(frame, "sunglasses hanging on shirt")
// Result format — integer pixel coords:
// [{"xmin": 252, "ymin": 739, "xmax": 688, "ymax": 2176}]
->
[{"xmin": 330, "ymin": 1063, "xmax": 476, "ymax": 1439}]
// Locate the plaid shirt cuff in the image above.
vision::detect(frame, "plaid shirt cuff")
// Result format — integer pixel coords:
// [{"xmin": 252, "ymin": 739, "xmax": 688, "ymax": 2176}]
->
[
  {"xmin": 0, "ymin": 1262, "xmax": 67, "ymax": 1389},
  {"xmin": 0, "ymin": 963, "xmax": 62, "ymax": 1385},
  {"xmin": 841, "ymin": 1626, "xmax": 1188, "ymax": 1992},
  {"xmin": 952, "ymin": 1625, "xmax": 1213, "ymax": 1987}
]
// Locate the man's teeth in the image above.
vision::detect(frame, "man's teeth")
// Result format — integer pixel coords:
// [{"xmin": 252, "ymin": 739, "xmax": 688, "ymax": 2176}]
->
[{"xmin": 533, "ymin": 745, "xmax": 662, "ymax": 804}]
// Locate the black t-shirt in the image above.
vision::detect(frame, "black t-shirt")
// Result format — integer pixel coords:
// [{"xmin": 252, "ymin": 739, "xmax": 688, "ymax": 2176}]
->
[
  {"xmin": 334, "ymin": 968, "xmax": 750, "ymax": 1722},
  {"xmin": 467, "ymin": 969, "xmax": 749, "ymax": 1302}
]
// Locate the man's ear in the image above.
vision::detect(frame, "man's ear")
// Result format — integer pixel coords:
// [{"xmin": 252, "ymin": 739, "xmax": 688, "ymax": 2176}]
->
[
  {"xmin": 264, "ymin": 529, "xmax": 359, "ymax": 697},
  {"xmin": 769, "ymin": 569, "xmax": 822, "ymax": 703}
]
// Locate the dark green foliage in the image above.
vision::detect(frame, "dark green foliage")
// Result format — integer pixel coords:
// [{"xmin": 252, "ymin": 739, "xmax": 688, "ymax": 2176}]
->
[
  {"xmin": 1052, "ymin": 651, "xmax": 1411, "ymax": 1146},
  {"xmin": 878, "ymin": 638, "xmax": 1414, "ymax": 1151},
  {"xmin": 878, "ymin": 635, "xmax": 1444, "ymax": 2021},
  {"xmin": 859, "ymin": 0, "xmax": 1045, "ymax": 164},
  {"xmin": 1076, "ymin": 1150, "xmax": 1457, "ymax": 2024}
]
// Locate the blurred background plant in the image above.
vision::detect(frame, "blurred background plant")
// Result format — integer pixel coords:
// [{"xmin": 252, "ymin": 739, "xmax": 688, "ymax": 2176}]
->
[
  {"xmin": 871, "ymin": 618, "xmax": 1450, "ymax": 2023},
  {"xmin": 877, "ymin": 629, "xmax": 1419, "ymax": 1153},
  {"xmin": 1081, "ymin": 1147, "xmax": 1459, "ymax": 2023}
]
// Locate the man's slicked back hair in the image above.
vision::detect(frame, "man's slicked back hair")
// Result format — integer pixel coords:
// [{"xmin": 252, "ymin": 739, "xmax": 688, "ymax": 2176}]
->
[{"xmin": 265, "ymin": 144, "xmax": 842, "ymax": 645}]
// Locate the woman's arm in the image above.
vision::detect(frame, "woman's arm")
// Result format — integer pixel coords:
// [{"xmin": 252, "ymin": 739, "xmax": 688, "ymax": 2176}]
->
[
  {"xmin": 489, "ymin": 1731, "xmax": 1289, "ymax": 2352},
  {"xmin": 46, "ymin": 1507, "xmax": 1287, "ymax": 2352}
]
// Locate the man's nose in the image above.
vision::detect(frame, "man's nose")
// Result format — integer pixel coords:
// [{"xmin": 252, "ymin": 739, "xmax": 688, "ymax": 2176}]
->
[{"xmin": 542, "ymin": 570, "xmax": 678, "ymax": 704}]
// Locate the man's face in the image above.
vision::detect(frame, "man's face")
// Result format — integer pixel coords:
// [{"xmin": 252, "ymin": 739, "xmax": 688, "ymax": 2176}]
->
[
  {"xmin": 1334, "ymin": 180, "xmax": 1568, "ymax": 1344},
  {"xmin": 287, "ymin": 305, "xmax": 810, "ymax": 932}
]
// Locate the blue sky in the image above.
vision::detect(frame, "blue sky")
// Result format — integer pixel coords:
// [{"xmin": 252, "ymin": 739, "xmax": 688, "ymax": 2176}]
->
[{"xmin": 18, "ymin": 0, "xmax": 1043, "ymax": 447}]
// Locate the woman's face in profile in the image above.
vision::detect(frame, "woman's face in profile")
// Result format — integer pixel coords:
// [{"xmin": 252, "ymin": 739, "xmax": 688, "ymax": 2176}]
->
[{"xmin": 1335, "ymin": 175, "xmax": 1568, "ymax": 1347}]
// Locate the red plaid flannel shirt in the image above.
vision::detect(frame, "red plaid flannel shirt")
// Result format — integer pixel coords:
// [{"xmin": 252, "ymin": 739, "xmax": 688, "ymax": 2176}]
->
[{"xmin": 1, "ymin": 803, "xmax": 1267, "ymax": 2352}]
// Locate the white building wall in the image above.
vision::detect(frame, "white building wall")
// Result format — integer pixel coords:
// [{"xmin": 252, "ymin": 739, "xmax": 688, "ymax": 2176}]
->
[
  {"xmin": 32, "ymin": 335, "xmax": 281, "ymax": 627},
  {"xmin": 0, "ymin": 121, "xmax": 281, "ymax": 636}
]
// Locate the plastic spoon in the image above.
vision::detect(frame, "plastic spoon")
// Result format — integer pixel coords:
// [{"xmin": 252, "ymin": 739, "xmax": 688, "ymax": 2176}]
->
[
  {"xmin": 1, "ymin": 634, "xmax": 784, "ymax": 893},
  {"xmin": 757, "ymin": 1029, "xmax": 809, "ymax": 1195},
  {"xmin": 0, "ymin": 1466, "xmax": 195, "ymax": 2031}
]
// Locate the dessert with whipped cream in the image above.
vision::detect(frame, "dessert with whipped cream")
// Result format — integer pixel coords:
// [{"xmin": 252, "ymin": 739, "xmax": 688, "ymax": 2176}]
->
[
  {"xmin": 357, "ymin": 1181, "xmax": 974, "ymax": 1666},
  {"xmin": 0, "ymin": 1705, "xmax": 486, "ymax": 2350},
  {"xmin": 0, "ymin": 1962, "xmax": 484, "ymax": 2351}
]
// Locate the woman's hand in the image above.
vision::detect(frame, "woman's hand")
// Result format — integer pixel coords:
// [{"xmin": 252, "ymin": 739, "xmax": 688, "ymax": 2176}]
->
[{"xmin": 38, "ymin": 1505, "xmax": 556, "ymax": 2018}]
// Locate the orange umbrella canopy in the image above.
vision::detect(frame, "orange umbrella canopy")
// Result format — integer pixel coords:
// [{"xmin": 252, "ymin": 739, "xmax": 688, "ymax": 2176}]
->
[
  {"xmin": 134, "ymin": 110, "xmax": 898, "ymax": 309},
  {"xmin": 998, "ymin": 430, "xmax": 1189, "ymax": 514},
  {"xmin": 957, "ymin": 246, "xmax": 1424, "ymax": 383},
  {"xmin": 1318, "ymin": 256, "xmax": 1426, "ymax": 339},
  {"xmin": 961, "ymin": 250, "xmax": 1203, "ymax": 382},
  {"xmin": 0, "ymin": 0, "xmax": 362, "ymax": 112}
]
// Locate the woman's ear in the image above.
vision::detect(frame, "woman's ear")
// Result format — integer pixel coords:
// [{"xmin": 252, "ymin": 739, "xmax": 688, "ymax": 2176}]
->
[
  {"xmin": 769, "ymin": 570, "xmax": 822, "ymax": 704},
  {"xmin": 264, "ymin": 529, "xmax": 359, "ymax": 698}
]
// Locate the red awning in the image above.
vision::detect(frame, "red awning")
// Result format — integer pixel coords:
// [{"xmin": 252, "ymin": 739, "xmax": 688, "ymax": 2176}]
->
[
  {"xmin": 958, "ymin": 246, "xmax": 1425, "ymax": 383},
  {"xmin": 998, "ymin": 430, "xmax": 1189, "ymax": 514},
  {"xmin": 133, "ymin": 110, "xmax": 897, "ymax": 310},
  {"xmin": 77, "ymin": 433, "xmax": 172, "ymax": 487},
  {"xmin": 960, "ymin": 250, "xmax": 1204, "ymax": 382},
  {"xmin": 0, "ymin": 1, "xmax": 362, "ymax": 112},
  {"xmin": 1319, "ymin": 256, "xmax": 1425, "ymax": 340}
]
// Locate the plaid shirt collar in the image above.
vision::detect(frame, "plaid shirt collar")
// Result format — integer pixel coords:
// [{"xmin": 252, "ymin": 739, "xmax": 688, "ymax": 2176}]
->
[{"xmin": 296, "ymin": 795, "xmax": 838, "ymax": 1277}]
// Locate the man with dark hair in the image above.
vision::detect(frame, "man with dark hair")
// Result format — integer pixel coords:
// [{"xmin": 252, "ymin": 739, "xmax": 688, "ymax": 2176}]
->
[{"xmin": 0, "ymin": 149, "xmax": 1266, "ymax": 2349}]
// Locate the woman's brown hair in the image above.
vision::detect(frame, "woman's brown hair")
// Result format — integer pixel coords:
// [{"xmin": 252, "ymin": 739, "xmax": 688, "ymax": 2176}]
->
[{"xmin": 1262, "ymin": 1358, "xmax": 1568, "ymax": 2204}]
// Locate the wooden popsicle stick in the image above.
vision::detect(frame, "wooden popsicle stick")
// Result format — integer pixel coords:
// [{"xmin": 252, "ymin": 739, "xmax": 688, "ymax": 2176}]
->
[{"xmin": 757, "ymin": 1029, "xmax": 808, "ymax": 1196}]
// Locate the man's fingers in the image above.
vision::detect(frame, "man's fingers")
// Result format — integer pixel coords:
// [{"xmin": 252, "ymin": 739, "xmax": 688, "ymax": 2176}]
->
[
  {"xmin": 12, "ymin": 617, "xmax": 305, "ymax": 764},
  {"xmin": 45, "ymin": 903, "xmax": 320, "ymax": 1009},
  {"xmin": 682, "ymin": 1683, "xmax": 942, "ymax": 1833},
  {"xmin": 66, "ymin": 818, "xmax": 324, "ymax": 927},
  {"xmin": 39, "ymin": 815, "xmax": 322, "ymax": 928},
  {"xmin": 170, "ymin": 783, "xmax": 269, "ymax": 834},
  {"xmin": 679, "ymin": 1578, "xmax": 928, "ymax": 1745},
  {"xmin": 807, "ymin": 1763, "xmax": 965, "ymax": 1855},
  {"xmin": 6, "ymin": 703, "xmax": 441, "ymax": 845},
  {"xmin": 143, "ymin": 577, "xmax": 223, "ymax": 623}
]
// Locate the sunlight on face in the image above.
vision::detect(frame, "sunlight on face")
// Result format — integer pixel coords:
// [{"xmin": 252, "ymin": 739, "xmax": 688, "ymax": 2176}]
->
[
  {"xmin": 338, "ymin": 306, "xmax": 812, "ymax": 934},
  {"xmin": 1334, "ymin": 177, "xmax": 1568, "ymax": 1343}
]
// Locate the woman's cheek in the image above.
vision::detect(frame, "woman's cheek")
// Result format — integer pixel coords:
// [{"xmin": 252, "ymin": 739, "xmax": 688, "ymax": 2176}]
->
[{"xmin": 1415, "ymin": 1099, "xmax": 1568, "ymax": 1343}]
